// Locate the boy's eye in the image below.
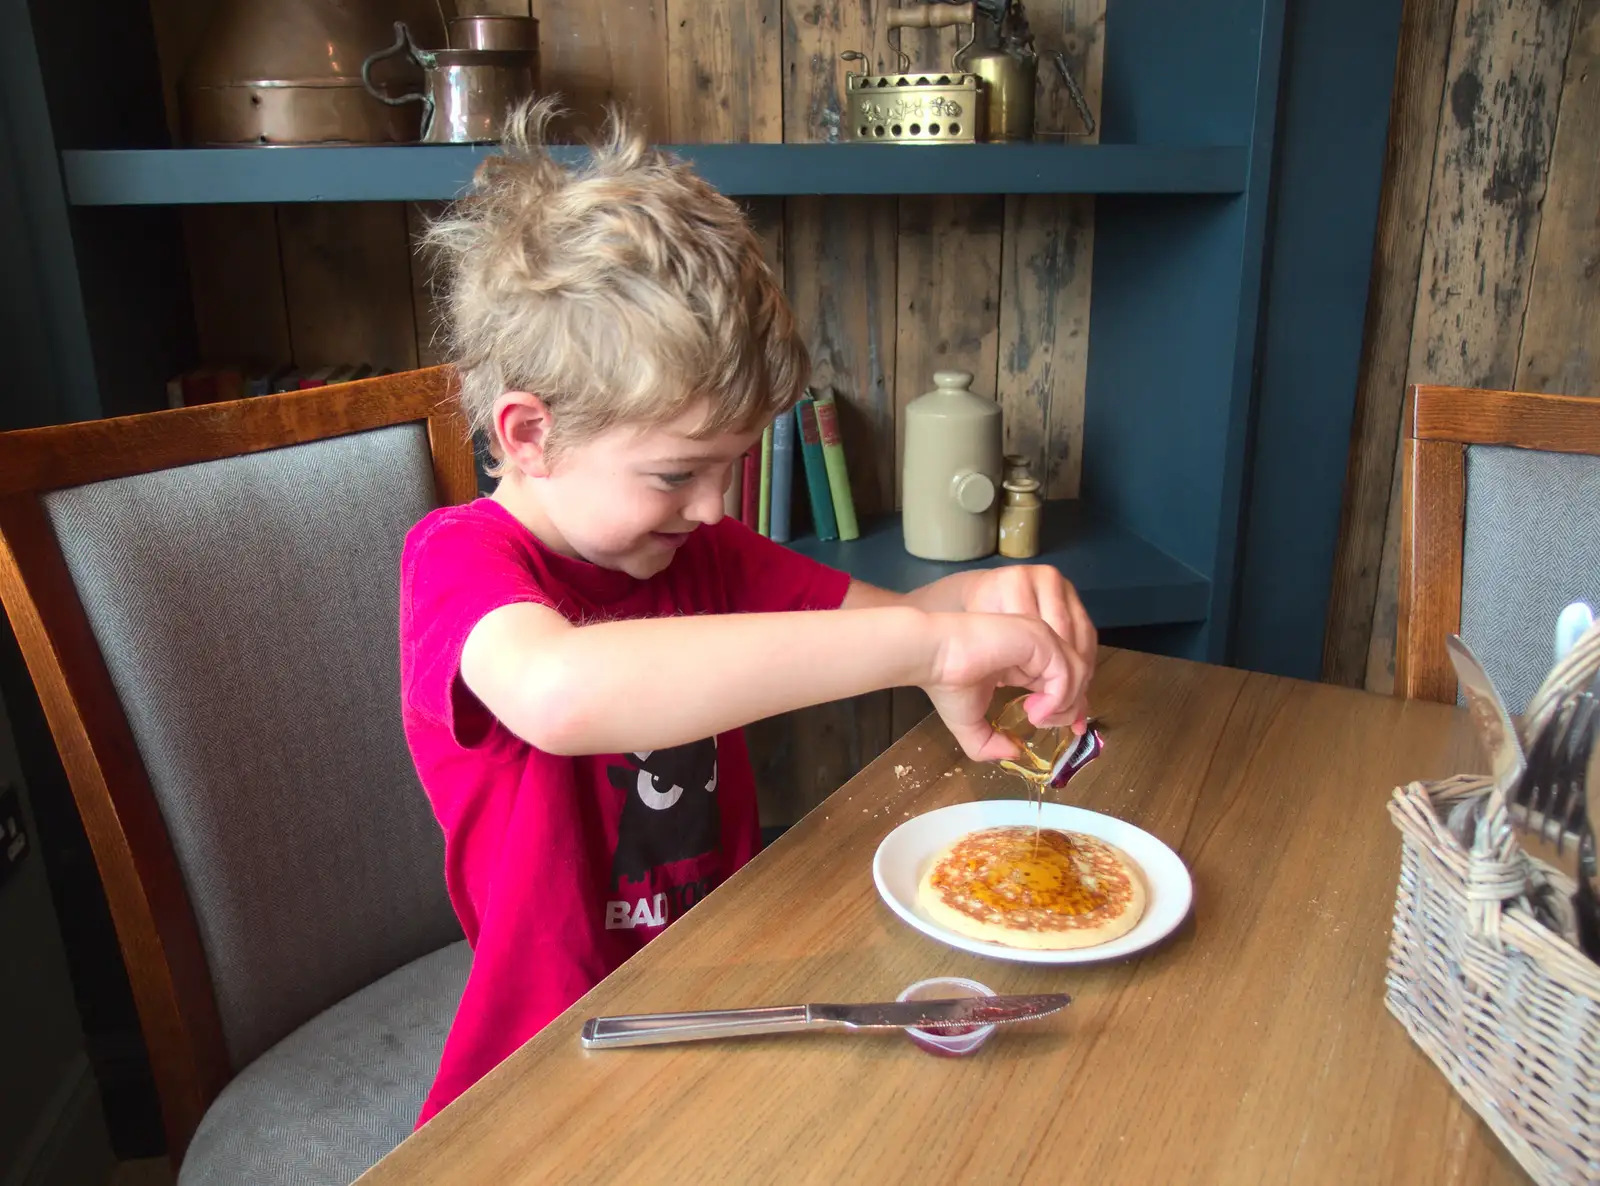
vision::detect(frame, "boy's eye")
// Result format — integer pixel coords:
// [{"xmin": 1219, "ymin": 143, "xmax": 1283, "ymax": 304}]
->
[{"xmin": 654, "ymin": 472, "xmax": 694, "ymax": 488}]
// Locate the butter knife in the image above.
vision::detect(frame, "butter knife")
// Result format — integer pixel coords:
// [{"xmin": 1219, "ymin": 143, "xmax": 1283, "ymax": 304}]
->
[{"xmin": 580, "ymin": 993, "xmax": 1072, "ymax": 1049}]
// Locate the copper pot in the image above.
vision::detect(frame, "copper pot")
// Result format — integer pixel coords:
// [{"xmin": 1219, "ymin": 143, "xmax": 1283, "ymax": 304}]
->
[{"xmin": 180, "ymin": 0, "xmax": 449, "ymax": 145}]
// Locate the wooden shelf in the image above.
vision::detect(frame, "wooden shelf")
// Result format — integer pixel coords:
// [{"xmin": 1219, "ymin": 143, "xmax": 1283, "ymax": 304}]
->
[
  {"xmin": 59, "ymin": 143, "xmax": 1249, "ymax": 205},
  {"xmin": 786, "ymin": 500, "xmax": 1210, "ymax": 630}
]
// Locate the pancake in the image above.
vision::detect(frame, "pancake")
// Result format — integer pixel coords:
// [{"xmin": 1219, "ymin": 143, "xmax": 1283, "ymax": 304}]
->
[{"xmin": 918, "ymin": 825, "xmax": 1146, "ymax": 950}]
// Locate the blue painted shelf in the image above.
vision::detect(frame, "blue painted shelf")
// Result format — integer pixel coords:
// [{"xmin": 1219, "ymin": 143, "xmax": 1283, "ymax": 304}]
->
[
  {"xmin": 786, "ymin": 500, "xmax": 1210, "ymax": 630},
  {"xmin": 59, "ymin": 143, "xmax": 1249, "ymax": 205}
]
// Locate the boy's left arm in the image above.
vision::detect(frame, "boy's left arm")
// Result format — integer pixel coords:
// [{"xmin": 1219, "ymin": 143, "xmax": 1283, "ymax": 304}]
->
[{"xmin": 842, "ymin": 568, "xmax": 1098, "ymax": 725}]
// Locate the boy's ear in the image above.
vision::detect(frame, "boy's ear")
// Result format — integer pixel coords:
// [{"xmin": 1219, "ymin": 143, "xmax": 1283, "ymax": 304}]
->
[{"xmin": 493, "ymin": 391, "xmax": 556, "ymax": 477}]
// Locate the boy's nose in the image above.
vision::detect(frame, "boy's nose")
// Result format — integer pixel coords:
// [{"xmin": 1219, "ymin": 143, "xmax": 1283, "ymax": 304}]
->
[{"xmin": 686, "ymin": 478, "xmax": 726, "ymax": 526}]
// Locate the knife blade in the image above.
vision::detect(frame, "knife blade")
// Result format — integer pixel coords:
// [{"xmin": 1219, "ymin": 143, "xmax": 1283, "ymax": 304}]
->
[
  {"xmin": 809, "ymin": 993, "xmax": 1072, "ymax": 1028},
  {"xmin": 580, "ymin": 993, "xmax": 1072, "ymax": 1049}
]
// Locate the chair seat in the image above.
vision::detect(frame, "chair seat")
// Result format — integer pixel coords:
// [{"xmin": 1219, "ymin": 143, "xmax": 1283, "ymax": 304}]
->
[{"xmin": 180, "ymin": 940, "xmax": 471, "ymax": 1186}]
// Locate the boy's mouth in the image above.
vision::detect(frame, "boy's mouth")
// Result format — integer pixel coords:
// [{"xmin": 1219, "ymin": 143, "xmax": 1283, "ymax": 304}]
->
[{"xmin": 649, "ymin": 528, "xmax": 695, "ymax": 548}]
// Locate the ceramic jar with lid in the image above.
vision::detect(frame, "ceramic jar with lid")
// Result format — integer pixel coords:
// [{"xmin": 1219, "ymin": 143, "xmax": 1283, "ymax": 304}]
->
[{"xmin": 901, "ymin": 371, "xmax": 1003, "ymax": 561}]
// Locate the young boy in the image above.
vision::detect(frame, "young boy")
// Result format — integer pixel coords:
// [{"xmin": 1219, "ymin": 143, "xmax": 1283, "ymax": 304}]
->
[{"xmin": 399, "ymin": 99, "xmax": 1098, "ymax": 1125}]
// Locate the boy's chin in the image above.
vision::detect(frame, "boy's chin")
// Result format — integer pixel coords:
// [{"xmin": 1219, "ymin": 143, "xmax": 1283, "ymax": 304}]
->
[{"xmin": 608, "ymin": 547, "xmax": 676, "ymax": 580}]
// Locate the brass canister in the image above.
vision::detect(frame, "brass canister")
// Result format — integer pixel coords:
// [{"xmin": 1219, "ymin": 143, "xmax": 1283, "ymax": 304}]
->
[
  {"xmin": 961, "ymin": 45, "xmax": 1036, "ymax": 142},
  {"xmin": 997, "ymin": 475, "xmax": 1042, "ymax": 559}
]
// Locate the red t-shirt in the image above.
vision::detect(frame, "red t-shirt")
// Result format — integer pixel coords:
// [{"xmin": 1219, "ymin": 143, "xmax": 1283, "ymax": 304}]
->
[{"xmin": 398, "ymin": 498, "xmax": 850, "ymax": 1125}]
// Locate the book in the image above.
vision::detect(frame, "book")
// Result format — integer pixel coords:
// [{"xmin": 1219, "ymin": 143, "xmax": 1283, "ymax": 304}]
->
[
  {"xmin": 724, "ymin": 454, "xmax": 744, "ymax": 519},
  {"xmin": 757, "ymin": 421, "xmax": 773, "ymax": 536},
  {"xmin": 180, "ymin": 370, "xmax": 219, "ymax": 406},
  {"xmin": 794, "ymin": 395, "xmax": 838, "ymax": 542},
  {"xmin": 769, "ymin": 404, "xmax": 796, "ymax": 543},
  {"xmin": 211, "ymin": 368, "xmax": 244, "ymax": 403},
  {"xmin": 740, "ymin": 440, "xmax": 760, "ymax": 529},
  {"xmin": 812, "ymin": 389, "xmax": 860, "ymax": 541}
]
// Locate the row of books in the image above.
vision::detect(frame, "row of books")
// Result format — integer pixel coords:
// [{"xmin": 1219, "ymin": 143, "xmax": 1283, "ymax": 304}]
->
[
  {"xmin": 728, "ymin": 388, "xmax": 860, "ymax": 544},
  {"xmin": 164, "ymin": 364, "xmax": 397, "ymax": 408}
]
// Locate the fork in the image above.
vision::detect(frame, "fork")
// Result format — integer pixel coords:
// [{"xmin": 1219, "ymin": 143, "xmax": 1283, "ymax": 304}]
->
[
  {"xmin": 1508, "ymin": 690, "xmax": 1600, "ymax": 955},
  {"xmin": 1515, "ymin": 693, "xmax": 1595, "ymax": 867}
]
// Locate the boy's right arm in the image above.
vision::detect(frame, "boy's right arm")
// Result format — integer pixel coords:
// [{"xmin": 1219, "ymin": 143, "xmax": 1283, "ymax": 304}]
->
[{"xmin": 459, "ymin": 601, "xmax": 1081, "ymax": 761}]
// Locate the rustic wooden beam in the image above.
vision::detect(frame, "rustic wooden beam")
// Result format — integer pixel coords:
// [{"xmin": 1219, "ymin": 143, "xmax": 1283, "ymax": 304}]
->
[
  {"xmin": 1320, "ymin": 0, "xmax": 1458, "ymax": 688},
  {"xmin": 1350, "ymin": 0, "xmax": 1579, "ymax": 693}
]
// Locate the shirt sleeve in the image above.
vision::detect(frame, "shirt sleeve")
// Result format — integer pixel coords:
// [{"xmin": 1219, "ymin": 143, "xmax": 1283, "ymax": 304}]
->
[
  {"xmin": 710, "ymin": 516, "xmax": 853, "ymax": 614},
  {"xmin": 399, "ymin": 510, "xmax": 555, "ymax": 748}
]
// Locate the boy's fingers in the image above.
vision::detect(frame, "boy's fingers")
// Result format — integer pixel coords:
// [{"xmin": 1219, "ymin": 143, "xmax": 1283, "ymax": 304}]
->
[
  {"xmin": 1036, "ymin": 578, "xmax": 1075, "ymax": 645},
  {"xmin": 946, "ymin": 717, "xmax": 1017, "ymax": 762}
]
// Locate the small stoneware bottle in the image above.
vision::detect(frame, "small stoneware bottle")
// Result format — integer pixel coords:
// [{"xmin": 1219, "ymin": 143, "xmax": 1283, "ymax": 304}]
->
[
  {"xmin": 997, "ymin": 474, "xmax": 1042, "ymax": 559},
  {"xmin": 901, "ymin": 371, "xmax": 1003, "ymax": 561}
]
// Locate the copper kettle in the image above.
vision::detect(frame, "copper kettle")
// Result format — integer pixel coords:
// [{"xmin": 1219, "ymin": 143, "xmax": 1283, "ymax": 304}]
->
[{"xmin": 180, "ymin": 0, "xmax": 449, "ymax": 145}]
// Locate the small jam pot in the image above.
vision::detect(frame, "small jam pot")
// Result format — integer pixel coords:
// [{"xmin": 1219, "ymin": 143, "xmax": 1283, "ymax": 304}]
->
[{"xmin": 896, "ymin": 976, "xmax": 998, "ymax": 1057}]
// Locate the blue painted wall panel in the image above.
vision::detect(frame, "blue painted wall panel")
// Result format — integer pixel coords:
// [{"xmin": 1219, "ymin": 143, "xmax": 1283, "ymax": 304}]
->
[
  {"xmin": 1083, "ymin": 194, "xmax": 1248, "ymax": 586},
  {"xmin": 0, "ymin": 0, "xmax": 99, "ymax": 427},
  {"xmin": 1230, "ymin": 0, "xmax": 1404, "ymax": 678},
  {"xmin": 1102, "ymin": 0, "xmax": 1267, "ymax": 144}
]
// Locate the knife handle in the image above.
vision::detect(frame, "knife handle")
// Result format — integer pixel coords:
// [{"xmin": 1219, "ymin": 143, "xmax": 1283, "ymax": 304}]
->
[{"xmin": 580, "ymin": 1004, "xmax": 816, "ymax": 1048}]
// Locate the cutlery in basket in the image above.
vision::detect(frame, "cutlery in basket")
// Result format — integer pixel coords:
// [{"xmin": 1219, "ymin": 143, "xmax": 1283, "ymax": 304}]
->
[{"xmin": 1506, "ymin": 615, "xmax": 1600, "ymax": 960}]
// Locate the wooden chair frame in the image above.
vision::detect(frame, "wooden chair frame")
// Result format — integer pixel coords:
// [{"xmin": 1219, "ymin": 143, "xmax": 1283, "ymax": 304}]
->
[
  {"xmin": 1396, "ymin": 383, "xmax": 1600, "ymax": 702},
  {"xmin": 0, "ymin": 367, "xmax": 475, "ymax": 1164}
]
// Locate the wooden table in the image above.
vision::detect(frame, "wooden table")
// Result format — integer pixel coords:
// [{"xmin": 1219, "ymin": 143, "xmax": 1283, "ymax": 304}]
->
[{"xmin": 359, "ymin": 648, "xmax": 1527, "ymax": 1184}]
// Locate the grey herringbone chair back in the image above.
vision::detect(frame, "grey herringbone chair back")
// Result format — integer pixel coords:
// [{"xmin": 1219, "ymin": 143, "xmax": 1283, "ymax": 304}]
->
[
  {"xmin": 1457, "ymin": 444, "xmax": 1600, "ymax": 714},
  {"xmin": 1398, "ymin": 385, "xmax": 1600, "ymax": 704},
  {"xmin": 42, "ymin": 423, "xmax": 462, "ymax": 1072}
]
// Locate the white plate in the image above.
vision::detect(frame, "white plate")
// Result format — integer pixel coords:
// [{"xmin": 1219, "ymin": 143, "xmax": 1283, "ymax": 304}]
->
[{"xmin": 872, "ymin": 799, "xmax": 1194, "ymax": 965}]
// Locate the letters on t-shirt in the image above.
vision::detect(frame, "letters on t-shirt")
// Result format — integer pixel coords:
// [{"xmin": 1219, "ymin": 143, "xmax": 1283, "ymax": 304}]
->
[
  {"xmin": 602, "ymin": 738, "xmax": 723, "ymax": 929},
  {"xmin": 602, "ymin": 877, "xmax": 720, "ymax": 930}
]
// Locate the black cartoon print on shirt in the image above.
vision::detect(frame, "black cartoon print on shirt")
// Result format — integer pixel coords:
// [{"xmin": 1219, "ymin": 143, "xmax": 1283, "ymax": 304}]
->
[{"xmin": 606, "ymin": 737, "xmax": 720, "ymax": 888}]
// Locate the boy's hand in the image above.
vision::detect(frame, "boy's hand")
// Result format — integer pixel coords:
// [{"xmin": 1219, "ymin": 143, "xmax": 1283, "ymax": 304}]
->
[
  {"xmin": 956, "ymin": 565, "xmax": 1096, "ymax": 719},
  {"xmin": 920, "ymin": 611, "xmax": 1091, "ymax": 763},
  {"xmin": 959, "ymin": 566, "xmax": 1097, "ymax": 672}
]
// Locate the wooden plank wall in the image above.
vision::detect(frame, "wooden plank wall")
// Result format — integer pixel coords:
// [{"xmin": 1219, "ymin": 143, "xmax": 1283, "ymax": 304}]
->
[
  {"xmin": 1323, "ymin": 0, "xmax": 1598, "ymax": 694},
  {"xmin": 146, "ymin": 0, "xmax": 1106, "ymax": 826}
]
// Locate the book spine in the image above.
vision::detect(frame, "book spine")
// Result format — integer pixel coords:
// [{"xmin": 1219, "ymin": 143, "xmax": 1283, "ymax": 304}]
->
[
  {"xmin": 757, "ymin": 422, "xmax": 773, "ymax": 536},
  {"xmin": 740, "ymin": 441, "xmax": 760, "ymax": 528},
  {"xmin": 812, "ymin": 391, "xmax": 860, "ymax": 541},
  {"xmin": 769, "ymin": 406, "xmax": 795, "ymax": 543},
  {"xmin": 181, "ymin": 369, "xmax": 219, "ymax": 406},
  {"xmin": 795, "ymin": 397, "xmax": 838, "ymax": 541},
  {"xmin": 724, "ymin": 454, "xmax": 744, "ymax": 519},
  {"xmin": 213, "ymin": 368, "xmax": 244, "ymax": 403}
]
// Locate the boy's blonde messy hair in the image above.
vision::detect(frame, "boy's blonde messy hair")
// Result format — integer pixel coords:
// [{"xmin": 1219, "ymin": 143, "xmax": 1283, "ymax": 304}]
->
[{"xmin": 422, "ymin": 98, "xmax": 808, "ymax": 469}]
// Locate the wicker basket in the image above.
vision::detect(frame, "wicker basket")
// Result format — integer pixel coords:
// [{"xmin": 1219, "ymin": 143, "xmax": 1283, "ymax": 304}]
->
[{"xmin": 1386, "ymin": 627, "xmax": 1600, "ymax": 1184}]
